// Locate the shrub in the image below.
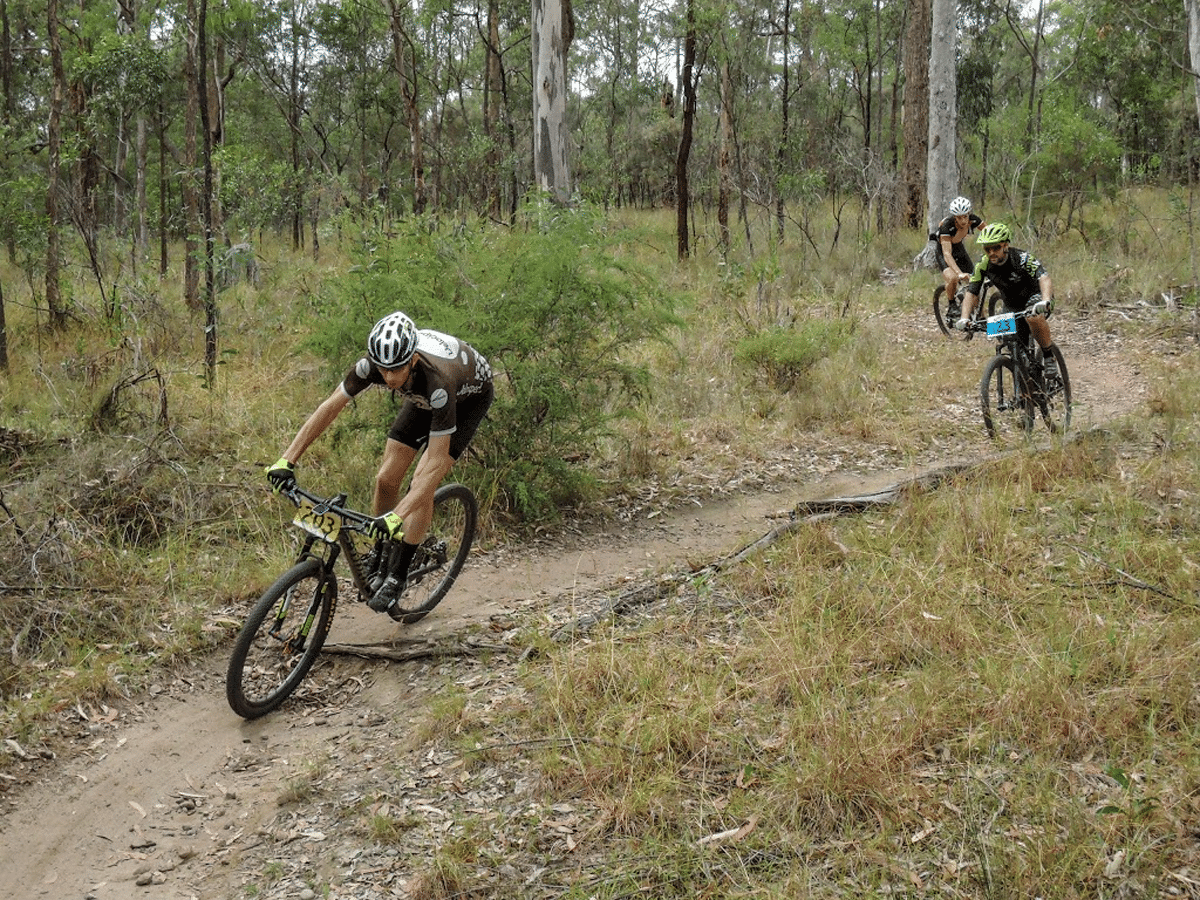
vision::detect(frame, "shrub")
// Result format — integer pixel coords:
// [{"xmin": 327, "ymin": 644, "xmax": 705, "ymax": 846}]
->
[
  {"xmin": 310, "ymin": 202, "xmax": 678, "ymax": 520},
  {"xmin": 733, "ymin": 316, "xmax": 855, "ymax": 390}
]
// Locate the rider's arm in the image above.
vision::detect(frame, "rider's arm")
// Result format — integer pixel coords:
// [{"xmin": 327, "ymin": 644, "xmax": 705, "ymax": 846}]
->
[
  {"xmin": 280, "ymin": 386, "xmax": 352, "ymax": 464},
  {"xmin": 1039, "ymin": 273, "xmax": 1053, "ymax": 301},
  {"xmin": 939, "ymin": 235, "xmax": 962, "ymax": 277}
]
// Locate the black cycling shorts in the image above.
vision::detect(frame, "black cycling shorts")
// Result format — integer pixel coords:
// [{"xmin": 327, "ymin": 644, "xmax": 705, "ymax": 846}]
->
[
  {"xmin": 387, "ymin": 382, "xmax": 494, "ymax": 459},
  {"xmin": 935, "ymin": 242, "xmax": 972, "ymax": 274}
]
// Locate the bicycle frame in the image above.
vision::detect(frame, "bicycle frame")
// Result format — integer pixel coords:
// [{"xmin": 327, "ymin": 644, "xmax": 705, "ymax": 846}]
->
[{"xmin": 287, "ymin": 488, "xmax": 376, "ymax": 599}]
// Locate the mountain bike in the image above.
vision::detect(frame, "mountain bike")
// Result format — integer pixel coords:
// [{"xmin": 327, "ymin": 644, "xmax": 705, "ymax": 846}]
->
[
  {"xmin": 225, "ymin": 482, "xmax": 478, "ymax": 719},
  {"xmin": 933, "ymin": 276, "xmax": 999, "ymax": 339},
  {"xmin": 965, "ymin": 308, "xmax": 1072, "ymax": 439}
]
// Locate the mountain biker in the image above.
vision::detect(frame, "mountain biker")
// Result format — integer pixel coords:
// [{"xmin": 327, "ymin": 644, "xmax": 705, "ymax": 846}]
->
[
  {"xmin": 265, "ymin": 311, "xmax": 493, "ymax": 615},
  {"xmin": 956, "ymin": 222, "xmax": 1060, "ymax": 380},
  {"xmin": 933, "ymin": 196, "xmax": 985, "ymax": 319}
]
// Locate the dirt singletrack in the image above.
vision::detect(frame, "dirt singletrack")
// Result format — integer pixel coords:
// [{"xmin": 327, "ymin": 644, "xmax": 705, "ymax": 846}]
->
[{"xmin": 0, "ymin": 304, "xmax": 1174, "ymax": 899}]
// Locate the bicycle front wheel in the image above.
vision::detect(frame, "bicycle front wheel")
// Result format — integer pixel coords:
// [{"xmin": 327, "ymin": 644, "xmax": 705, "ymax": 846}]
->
[
  {"xmin": 1033, "ymin": 345, "xmax": 1072, "ymax": 435},
  {"xmin": 980, "ymin": 354, "xmax": 1034, "ymax": 439},
  {"xmin": 933, "ymin": 284, "xmax": 978, "ymax": 341},
  {"xmin": 226, "ymin": 558, "xmax": 335, "ymax": 719},
  {"xmin": 388, "ymin": 483, "xmax": 478, "ymax": 624}
]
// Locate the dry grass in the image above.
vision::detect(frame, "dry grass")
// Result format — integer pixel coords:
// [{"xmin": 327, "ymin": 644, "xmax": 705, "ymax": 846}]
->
[{"xmin": 2, "ymin": 197, "xmax": 1199, "ymax": 895}]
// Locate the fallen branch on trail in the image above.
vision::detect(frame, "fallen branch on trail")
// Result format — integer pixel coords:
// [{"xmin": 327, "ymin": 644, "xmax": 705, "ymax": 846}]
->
[
  {"xmin": 552, "ymin": 464, "xmax": 972, "ymax": 642},
  {"xmin": 320, "ymin": 637, "xmax": 510, "ymax": 663}
]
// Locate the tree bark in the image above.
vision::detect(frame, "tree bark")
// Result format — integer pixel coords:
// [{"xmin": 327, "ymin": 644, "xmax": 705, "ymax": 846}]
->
[
  {"xmin": 675, "ymin": 0, "xmax": 697, "ymax": 260},
  {"xmin": 45, "ymin": 0, "xmax": 66, "ymax": 328},
  {"xmin": 718, "ymin": 56, "xmax": 732, "ymax": 255},
  {"xmin": 183, "ymin": 0, "xmax": 201, "ymax": 310},
  {"xmin": 484, "ymin": 0, "xmax": 503, "ymax": 218},
  {"xmin": 775, "ymin": 0, "xmax": 792, "ymax": 242},
  {"xmin": 926, "ymin": 0, "xmax": 958, "ymax": 231},
  {"xmin": 902, "ymin": 0, "xmax": 930, "ymax": 228},
  {"xmin": 1186, "ymin": 0, "xmax": 1200, "ymax": 135},
  {"xmin": 385, "ymin": 0, "xmax": 427, "ymax": 215},
  {"xmin": 198, "ymin": 0, "xmax": 217, "ymax": 386},
  {"xmin": 531, "ymin": 0, "xmax": 573, "ymax": 203}
]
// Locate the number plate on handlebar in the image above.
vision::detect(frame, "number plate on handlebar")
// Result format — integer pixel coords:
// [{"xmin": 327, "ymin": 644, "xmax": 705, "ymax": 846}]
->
[
  {"xmin": 986, "ymin": 313, "xmax": 1016, "ymax": 337},
  {"xmin": 293, "ymin": 499, "xmax": 340, "ymax": 542}
]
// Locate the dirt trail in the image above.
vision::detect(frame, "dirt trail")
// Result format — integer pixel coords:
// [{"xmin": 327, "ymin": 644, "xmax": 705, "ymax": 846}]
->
[{"xmin": 0, "ymin": 306, "xmax": 1169, "ymax": 899}]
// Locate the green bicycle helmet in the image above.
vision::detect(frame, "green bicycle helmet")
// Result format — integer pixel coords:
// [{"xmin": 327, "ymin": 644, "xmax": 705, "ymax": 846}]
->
[{"xmin": 977, "ymin": 222, "xmax": 1012, "ymax": 245}]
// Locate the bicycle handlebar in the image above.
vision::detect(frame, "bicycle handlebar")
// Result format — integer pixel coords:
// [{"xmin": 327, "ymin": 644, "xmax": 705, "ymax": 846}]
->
[
  {"xmin": 279, "ymin": 484, "xmax": 377, "ymax": 530},
  {"xmin": 964, "ymin": 306, "xmax": 1038, "ymax": 334}
]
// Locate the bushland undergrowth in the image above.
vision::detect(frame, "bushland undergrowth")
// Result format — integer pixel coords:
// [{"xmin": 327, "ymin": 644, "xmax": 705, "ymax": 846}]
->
[{"xmin": 1, "ymin": 192, "xmax": 1198, "ymax": 894}]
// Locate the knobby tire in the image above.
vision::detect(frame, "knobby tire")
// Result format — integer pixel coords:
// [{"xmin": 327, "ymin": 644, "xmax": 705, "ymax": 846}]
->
[
  {"xmin": 387, "ymin": 482, "xmax": 478, "ymax": 625},
  {"xmin": 1032, "ymin": 345, "xmax": 1073, "ymax": 435},
  {"xmin": 980, "ymin": 354, "xmax": 1034, "ymax": 439},
  {"xmin": 226, "ymin": 557, "xmax": 334, "ymax": 719},
  {"xmin": 933, "ymin": 283, "xmax": 999, "ymax": 339}
]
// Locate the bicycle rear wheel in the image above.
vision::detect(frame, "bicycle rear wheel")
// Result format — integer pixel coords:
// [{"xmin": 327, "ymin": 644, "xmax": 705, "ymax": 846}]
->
[
  {"xmin": 980, "ymin": 354, "xmax": 1034, "ymax": 439},
  {"xmin": 226, "ymin": 558, "xmax": 335, "ymax": 719},
  {"xmin": 1033, "ymin": 345, "xmax": 1072, "ymax": 435},
  {"xmin": 387, "ymin": 483, "xmax": 478, "ymax": 624}
]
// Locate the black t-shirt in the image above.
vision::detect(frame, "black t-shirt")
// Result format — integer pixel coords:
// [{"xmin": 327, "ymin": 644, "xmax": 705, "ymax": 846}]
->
[
  {"xmin": 967, "ymin": 248, "xmax": 1046, "ymax": 309},
  {"xmin": 341, "ymin": 330, "xmax": 493, "ymax": 438},
  {"xmin": 934, "ymin": 213, "xmax": 983, "ymax": 245}
]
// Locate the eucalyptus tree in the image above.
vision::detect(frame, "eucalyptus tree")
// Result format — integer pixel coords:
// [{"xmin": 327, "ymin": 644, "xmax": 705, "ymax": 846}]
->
[
  {"xmin": 901, "ymin": 0, "xmax": 930, "ymax": 227},
  {"xmin": 1190, "ymin": 0, "xmax": 1200, "ymax": 134},
  {"xmin": 532, "ymin": 0, "xmax": 574, "ymax": 202},
  {"xmin": 45, "ymin": 0, "xmax": 65, "ymax": 327},
  {"xmin": 927, "ymin": 0, "xmax": 958, "ymax": 229}
]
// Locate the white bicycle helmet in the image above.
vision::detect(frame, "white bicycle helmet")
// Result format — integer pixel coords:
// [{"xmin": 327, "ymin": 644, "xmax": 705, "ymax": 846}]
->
[
  {"xmin": 949, "ymin": 196, "xmax": 972, "ymax": 216},
  {"xmin": 367, "ymin": 312, "xmax": 418, "ymax": 368}
]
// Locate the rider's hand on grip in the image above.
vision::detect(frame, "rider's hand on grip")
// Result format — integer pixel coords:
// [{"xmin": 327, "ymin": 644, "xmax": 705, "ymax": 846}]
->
[
  {"xmin": 266, "ymin": 457, "xmax": 296, "ymax": 494},
  {"xmin": 954, "ymin": 317, "xmax": 969, "ymax": 332},
  {"xmin": 1030, "ymin": 294, "xmax": 1053, "ymax": 317},
  {"xmin": 368, "ymin": 511, "xmax": 404, "ymax": 543}
]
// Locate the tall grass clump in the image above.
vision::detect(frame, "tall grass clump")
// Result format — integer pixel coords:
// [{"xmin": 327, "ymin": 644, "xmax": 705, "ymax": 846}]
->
[{"xmin": 507, "ymin": 406, "xmax": 1200, "ymax": 896}]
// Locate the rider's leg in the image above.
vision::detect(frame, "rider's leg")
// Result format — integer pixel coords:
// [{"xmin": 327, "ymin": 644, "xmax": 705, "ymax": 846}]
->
[
  {"xmin": 372, "ymin": 439, "xmax": 417, "ymax": 515},
  {"xmin": 942, "ymin": 266, "xmax": 959, "ymax": 303},
  {"xmin": 959, "ymin": 291, "xmax": 980, "ymax": 326},
  {"xmin": 1028, "ymin": 316, "xmax": 1059, "ymax": 378}
]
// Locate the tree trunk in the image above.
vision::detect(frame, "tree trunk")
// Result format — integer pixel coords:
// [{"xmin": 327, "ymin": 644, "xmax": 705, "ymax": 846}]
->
[
  {"xmin": 775, "ymin": 0, "xmax": 792, "ymax": 243},
  {"xmin": 902, "ymin": 0, "xmax": 931, "ymax": 228},
  {"xmin": 45, "ymin": 0, "xmax": 66, "ymax": 328},
  {"xmin": 0, "ymin": 278, "xmax": 7, "ymax": 372},
  {"xmin": 158, "ymin": 102, "xmax": 168, "ymax": 276},
  {"xmin": 183, "ymin": 0, "xmax": 201, "ymax": 310},
  {"xmin": 926, "ymin": 0, "xmax": 957, "ymax": 232},
  {"xmin": 1187, "ymin": 0, "xmax": 1200, "ymax": 134},
  {"xmin": 675, "ymin": 0, "xmax": 697, "ymax": 260},
  {"xmin": 289, "ymin": 1, "xmax": 302, "ymax": 248},
  {"xmin": 198, "ymin": 0, "xmax": 217, "ymax": 386},
  {"xmin": 385, "ymin": 0, "xmax": 426, "ymax": 215},
  {"xmin": 484, "ymin": 0, "xmax": 503, "ymax": 218},
  {"xmin": 531, "ymin": 0, "xmax": 573, "ymax": 203},
  {"xmin": 718, "ymin": 56, "xmax": 732, "ymax": 255}
]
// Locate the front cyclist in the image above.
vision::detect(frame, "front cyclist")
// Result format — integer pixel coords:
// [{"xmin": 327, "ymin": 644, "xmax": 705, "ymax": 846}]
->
[
  {"xmin": 957, "ymin": 222, "xmax": 1060, "ymax": 380},
  {"xmin": 934, "ymin": 195, "xmax": 984, "ymax": 318},
  {"xmin": 265, "ymin": 311, "xmax": 494, "ymax": 615}
]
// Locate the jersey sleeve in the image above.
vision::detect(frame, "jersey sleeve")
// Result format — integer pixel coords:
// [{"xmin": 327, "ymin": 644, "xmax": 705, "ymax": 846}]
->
[
  {"xmin": 340, "ymin": 358, "xmax": 385, "ymax": 399},
  {"xmin": 966, "ymin": 258, "xmax": 988, "ymax": 294}
]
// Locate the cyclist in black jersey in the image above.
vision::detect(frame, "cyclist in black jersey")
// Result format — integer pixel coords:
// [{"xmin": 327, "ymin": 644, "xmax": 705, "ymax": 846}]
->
[
  {"xmin": 933, "ymin": 196, "xmax": 984, "ymax": 312},
  {"xmin": 956, "ymin": 222, "xmax": 1060, "ymax": 380},
  {"xmin": 265, "ymin": 311, "xmax": 494, "ymax": 615}
]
